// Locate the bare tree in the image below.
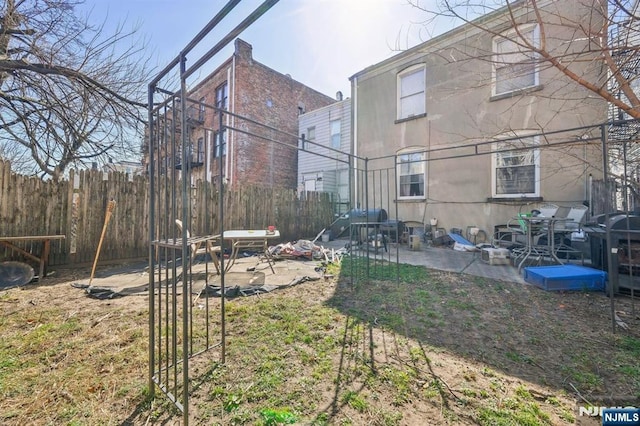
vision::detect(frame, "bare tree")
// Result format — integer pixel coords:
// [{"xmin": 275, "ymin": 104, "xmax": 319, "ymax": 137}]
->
[
  {"xmin": 403, "ymin": 0, "xmax": 640, "ymax": 208},
  {"xmin": 0, "ymin": 0, "xmax": 151, "ymax": 179},
  {"xmin": 407, "ymin": 0, "xmax": 640, "ymax": 119}
]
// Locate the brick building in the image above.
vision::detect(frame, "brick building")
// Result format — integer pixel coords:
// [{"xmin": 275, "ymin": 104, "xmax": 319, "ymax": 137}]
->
[{"xmin": 150, "ymin": 39, "xmax": 336, "ymax": 189}]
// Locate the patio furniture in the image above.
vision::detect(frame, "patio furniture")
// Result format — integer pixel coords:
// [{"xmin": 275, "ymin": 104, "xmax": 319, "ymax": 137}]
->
[
  {"xmin": 221, "ymin": 229, "xmax": 281, "ymax": 274},
  {"xmin": 511, "ymin": 215, "xmax": 575, "ymax": 273},
  {"xmin": 0, "ymin": 234, "xmax": 66, "ymax": 280},
  {"xmin": 495, "ymin": 203, "xmax": 560, "ymax": 251},
  {"xmin": 552, "ymin": 205, "xmax": 588, "ymax": 261},
  {"xmin": 537, "ymin": 203, "xmax": 560, "ymax": 219},
  {"xmin": 175, "ymin": 220, "xmax": 221, "ymax": 274}
]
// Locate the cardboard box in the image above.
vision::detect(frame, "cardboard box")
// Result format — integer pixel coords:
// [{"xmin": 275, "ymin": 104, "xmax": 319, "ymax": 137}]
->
[{"xmin": 481, "ymin": 248, "xmax": 510, "ymax": 265}]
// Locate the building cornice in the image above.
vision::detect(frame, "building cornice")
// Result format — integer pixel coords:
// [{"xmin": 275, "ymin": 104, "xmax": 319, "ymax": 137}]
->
[{"xmin": 349, "ymin": 0, "xmax": 554, "ymax": 83}]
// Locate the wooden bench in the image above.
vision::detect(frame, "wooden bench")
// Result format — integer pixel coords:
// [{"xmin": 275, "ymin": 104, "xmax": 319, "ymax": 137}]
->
[{"xmin": 0, "ymin": 235, "xmax": 66, "ymax": 280}]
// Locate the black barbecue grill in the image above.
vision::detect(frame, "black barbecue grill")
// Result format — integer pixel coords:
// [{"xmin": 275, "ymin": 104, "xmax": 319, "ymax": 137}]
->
[{"xmin": 583, "ymin": 213, "xmax": 640, "ymax": 293}]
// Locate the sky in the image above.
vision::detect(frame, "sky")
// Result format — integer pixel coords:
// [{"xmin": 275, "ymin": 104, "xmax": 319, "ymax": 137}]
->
[{"xmin": 77, "ymin": 0, "xmax": 449, "ymax": 97}]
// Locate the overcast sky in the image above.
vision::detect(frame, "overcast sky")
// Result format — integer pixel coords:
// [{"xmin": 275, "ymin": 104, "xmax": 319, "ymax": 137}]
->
[{"xmin": 78, "ymin": 0, "xmax": 450, "ymax": 97}]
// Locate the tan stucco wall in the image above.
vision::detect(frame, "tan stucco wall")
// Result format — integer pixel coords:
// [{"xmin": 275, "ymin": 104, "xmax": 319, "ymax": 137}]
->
[{"xmin": 351, "ymin": 0, "xmax": 607, "ymax": 238}]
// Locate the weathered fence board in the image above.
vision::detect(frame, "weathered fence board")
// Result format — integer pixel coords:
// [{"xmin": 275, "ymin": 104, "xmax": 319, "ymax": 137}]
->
[{"xmin": 0, "ymin": 161, "xmax": 334, "ymax": 269}]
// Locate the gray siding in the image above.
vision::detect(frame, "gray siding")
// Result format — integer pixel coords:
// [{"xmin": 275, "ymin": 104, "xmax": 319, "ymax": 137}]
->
[{"xmin": 298, "ymin": 99, "xmax": 351, "ymax": 197}]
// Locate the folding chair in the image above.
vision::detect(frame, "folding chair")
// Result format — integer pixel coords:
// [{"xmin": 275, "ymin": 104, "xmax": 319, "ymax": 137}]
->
[
  {"xmin": 553, "ymin": 205, "xmax": 588, "ymax": 262},
  {"xmin": 537, "ymin": 203, "xmax": 559, "ymax": 219}
]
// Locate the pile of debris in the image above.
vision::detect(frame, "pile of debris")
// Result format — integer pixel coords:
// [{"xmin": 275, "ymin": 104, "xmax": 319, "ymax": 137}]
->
[{"xmin": 268, "ymin": 239, "xmax": 347, "ymax": 263}]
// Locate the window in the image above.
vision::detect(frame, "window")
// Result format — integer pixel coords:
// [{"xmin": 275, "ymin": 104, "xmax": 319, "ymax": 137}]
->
[
  {"xmin": 214, "ymin": 129, "xmax": 226, "ymax": 158},
  {"xmin": 215, "ymin": 82, "xmax": 228, "ymax": 110},
  {"xmin": 492, "ymin": 136, "xmax": 540, "ymax": 197},
  {"xmin": 198, "ymin": 97, "xmax": 205, "ymax": 121},
  {"xmin": 397, "ymin": 150, "xmax": 426, "ymax": 199},
  {"xmin": 493, "ymin": 24, "xmax": 538, "ymax": 96},
  {"xmin": 336, "ymin": 169, "xmax": 349, "ymax": 202},
  {"xmin": 397, "ymin": 65, "xmax": 426, "ymax": 120},
  {"xmin": 330, "ymin": 120, "xmax": 341, "ymax": 149},
  {"xmin": 302, "ymin": 127, "xmax": 315, "ymax": 149},
  {"xmin": 196, "ymin": 137, "xmax": 204, "ymax": 163}
]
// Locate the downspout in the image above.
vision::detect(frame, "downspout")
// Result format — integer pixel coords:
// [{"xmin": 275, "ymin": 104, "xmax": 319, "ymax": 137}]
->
[{"xmin": 206, "ymin": 129, "xmax": 212, "ymax": 182}]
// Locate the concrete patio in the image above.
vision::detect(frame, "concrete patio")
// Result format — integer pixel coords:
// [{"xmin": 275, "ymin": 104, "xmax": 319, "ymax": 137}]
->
[{"xmin": 321, "ymin": 238, "xmax": 526, "ymax": 284}]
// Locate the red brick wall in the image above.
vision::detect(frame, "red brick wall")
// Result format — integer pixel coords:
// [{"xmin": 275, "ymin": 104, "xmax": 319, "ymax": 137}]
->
[
  {"xmin": 176, "ymin": 38, "xmax": 335, "ymax": 189},
  {"xmin": 229, "ymin": 39, "xmax": 335, "ymax": 188}
]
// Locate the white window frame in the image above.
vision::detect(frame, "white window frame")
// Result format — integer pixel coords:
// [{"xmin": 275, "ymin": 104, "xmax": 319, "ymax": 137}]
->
[
  {"xmin": 491, "ymin": 135, "xmax": 540, "ymax": 198},
  {"xmin": 492, "ymin": 24, "xmax": 539, "ymax": 97},
  {"xmin": 397, "ymin": 64, "xmax": 426, "ymax": 120},
  {"xmin": 397, "ymin": 149, "xmax": 426, "ymax": 200},
  {"xmin": 301, "ymin": 126, "xmax": 315, "ymax": 150}
]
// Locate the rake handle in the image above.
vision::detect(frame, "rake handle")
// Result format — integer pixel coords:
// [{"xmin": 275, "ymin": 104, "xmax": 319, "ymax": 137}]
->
[{"xmin": 89, "ymin": 200, "xmax": 116, "ymax": 286}]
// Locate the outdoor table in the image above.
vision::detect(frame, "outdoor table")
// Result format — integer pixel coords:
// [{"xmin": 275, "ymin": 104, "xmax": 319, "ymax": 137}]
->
[
  {"xmin": 0, "ymin": 235, "xmax": 66, "ymax": 280},
  {"xmin": 512, "ymin": 217, "xmax": 573, "ymax": 273},
  {"xmin": 220, "ymin": 229, "xmax": 280, "ymax": 274}
]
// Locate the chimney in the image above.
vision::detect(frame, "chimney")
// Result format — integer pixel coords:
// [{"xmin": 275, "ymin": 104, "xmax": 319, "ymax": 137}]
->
[
  {"xmin": 234, "ymin": 38, "xmax": 253, "ymax": 61},
  {"xmin": 336, "ymin": 91, "xmax": 343, "ymax": 101}
]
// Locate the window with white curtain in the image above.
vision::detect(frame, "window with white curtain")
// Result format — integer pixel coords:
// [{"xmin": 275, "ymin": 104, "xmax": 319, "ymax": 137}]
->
[
  {"xmin": 492, "ymin": 136, "xmax": 540, "ymax": 197},
  {"xmin": 397, "ymin": 150, "xmax": 426, "ymax": 199},
  {"xmin": 397, "ymin": 65, "xmax": 426, "ymax": 120}
]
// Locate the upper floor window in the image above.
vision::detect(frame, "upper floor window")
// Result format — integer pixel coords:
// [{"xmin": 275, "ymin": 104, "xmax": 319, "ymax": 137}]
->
[
  {"xmin": 198, "ymin": 97, "xmax": 206, "ymax": 121},
  {"xmin": 493, "ymin": 24, "xmax": 539, "ymax": 96},
  {"xmin": 492, "ymin": 135, "xmax": 540, "ymax": 197},
  {"xmin": 330, "ymin": 120, "xmax": 341, "ymax": 149},
  {"xmin": 216, "ymin": 82, "xmax": 228, "ymax": 110},
  {"xmin": 397, "ymin": 65, "xmax": 426, "ymax": 120},
  {"xmin": 302, "ymin": 127, "xmax": 315, "ymax": 150},
  {"xmin": 397, "ymin": 149, "xmax": 426, "ymax": 199}
]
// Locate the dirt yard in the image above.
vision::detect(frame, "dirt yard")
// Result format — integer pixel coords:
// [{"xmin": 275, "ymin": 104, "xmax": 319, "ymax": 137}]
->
[{"xmin": 1, "ymin": 256, "xmax": 639, "ymax": 425}]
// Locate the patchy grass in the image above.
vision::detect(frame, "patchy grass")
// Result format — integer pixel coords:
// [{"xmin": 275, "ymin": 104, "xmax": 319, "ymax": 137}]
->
[{"xmin": 1, "ymin": 256, "xmax": 639, "ymax": 424}]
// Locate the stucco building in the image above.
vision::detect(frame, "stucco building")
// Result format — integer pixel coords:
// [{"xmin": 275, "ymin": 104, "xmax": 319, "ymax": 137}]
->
[{"xmin": 349, "ymin": 0, "xmax": 607, "ymax": 237}]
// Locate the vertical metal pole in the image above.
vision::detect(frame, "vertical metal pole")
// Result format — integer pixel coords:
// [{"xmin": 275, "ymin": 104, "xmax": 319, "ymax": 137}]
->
[
  {"xmin": 179, "ymin": 53, "xmax": 190, "ymax": 424},
  {"xmin": 394, "ymin": 155, "xmax": 400, "ymax": 284},
  {"xmin": 364, "ymin": 158, "xmax": 370, "ymax": 281},
  {"xmin": 218, "ymin": 108, "xmax": 227, "ymax": 364},
  {"xmin": 602, "ymin": 124, "xmax": 617, "ymax": 333},
  {"xmin": 147, "ymin": 83, "xmax": 156, "ymax": 399},
  {"xmin": 349, "ymin": 155, "xmax": 355, "ymax": 288},
  {"xmin": 623, "ymin": 141, "xmax": 635, "ymax": 317}
]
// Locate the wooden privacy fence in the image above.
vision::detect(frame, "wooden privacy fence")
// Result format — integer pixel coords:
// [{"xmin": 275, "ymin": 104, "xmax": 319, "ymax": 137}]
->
[{"xmin": 0, "ymin": 160, "xmax": 335, "ymax": 269}]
